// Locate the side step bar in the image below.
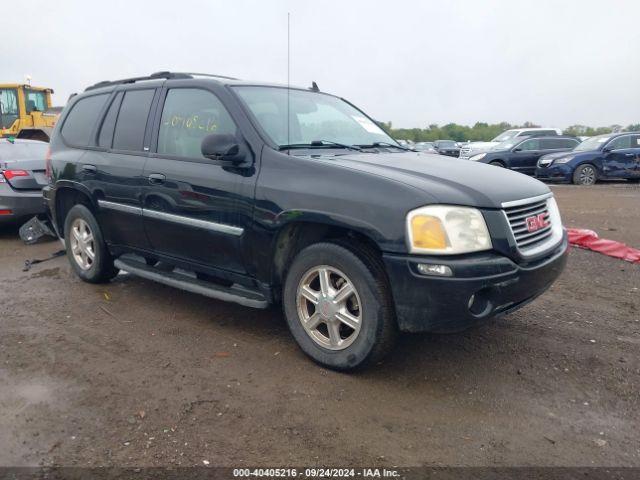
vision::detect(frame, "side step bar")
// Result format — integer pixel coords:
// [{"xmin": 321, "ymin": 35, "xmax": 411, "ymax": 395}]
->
[{"xmin": 114, "ymin": 257, "xmax": 269, "ymax": 309}]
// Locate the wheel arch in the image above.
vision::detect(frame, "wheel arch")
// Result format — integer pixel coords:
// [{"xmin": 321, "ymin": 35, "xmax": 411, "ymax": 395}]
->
[
  {"xmin": 53, "ymin": 182, "xmax": 96, "ymax": 238},
  {"xmin": 269, "ymin": 219, "xmax": 384, "ymax": 291}
]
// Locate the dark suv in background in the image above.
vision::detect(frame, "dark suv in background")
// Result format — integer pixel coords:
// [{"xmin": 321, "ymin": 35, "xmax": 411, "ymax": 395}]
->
[
  {"xmin": 44, "ymin": 72, "xmax": 568, "ymax": 370},
  {"xmin": 536, "ymin": 132, "xmax": 640, "ymax": 185},
  {"xmin": 467, "ymin": 136, "xmax": 580, "ymax": 175}
]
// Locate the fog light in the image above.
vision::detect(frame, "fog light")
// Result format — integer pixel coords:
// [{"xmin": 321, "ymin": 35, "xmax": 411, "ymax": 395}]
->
[{"xmin": 417, "ymin": 263, "xmax": 453, "ymax": 277}]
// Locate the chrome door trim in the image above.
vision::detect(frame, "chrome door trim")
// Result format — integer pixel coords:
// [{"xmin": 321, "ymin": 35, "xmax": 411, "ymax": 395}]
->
[
  {"xmin": 97, "ymin": 199, "xmax": 243, "ymax": 236},
  {"xmin": 97, "ymin": 199, "xmax": 143, "ymax": 216},
  {"xmin": 142, "ymin": 208, "xmax": 244, "ymax": 236}
]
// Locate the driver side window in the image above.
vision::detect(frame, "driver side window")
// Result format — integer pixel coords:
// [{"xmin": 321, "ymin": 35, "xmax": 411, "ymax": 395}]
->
[
  {"xmin": 518, "ymin": 139, "xmax": 539, "ymax": 151},
  {"xmin": 157, "ymin": 88, "xmax": 237, "ymax": 159},
  {"xmin": 607, "ymin": 135, "xmax": 632, "ymax": 150}
]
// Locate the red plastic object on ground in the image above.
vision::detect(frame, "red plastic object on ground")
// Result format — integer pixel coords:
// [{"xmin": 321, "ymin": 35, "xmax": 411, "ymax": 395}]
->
[{"xmin": 567, "ymin": 228, "xmax": 640, "ymax": 264}]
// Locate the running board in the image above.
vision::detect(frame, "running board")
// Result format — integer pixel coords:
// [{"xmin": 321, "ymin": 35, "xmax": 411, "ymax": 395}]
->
[{"xmin": 113, "ymin": 258, "xmax": 269, "ymax": 309}]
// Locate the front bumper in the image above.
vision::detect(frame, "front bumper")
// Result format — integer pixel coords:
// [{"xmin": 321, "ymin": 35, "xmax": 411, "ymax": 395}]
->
[
  {"xmin": 0, "ymin": 183, "xmax": 46, "ymax": 224},
  {"xmin": 535, "ymin": 164, "xmax": 573, "ymax": 182},
  {"xmin": 383, "ymin": 234, "xmax": 569, "ymax": 333}
]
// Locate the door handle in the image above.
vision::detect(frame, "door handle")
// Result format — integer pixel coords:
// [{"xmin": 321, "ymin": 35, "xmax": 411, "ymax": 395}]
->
[
  {"xmin": 148, "ymin": 173, "xmax": 166, "ymax": 185},
  {"xmin": 82, "ymin": 164, "xmax": 97, "ymax": 173}
]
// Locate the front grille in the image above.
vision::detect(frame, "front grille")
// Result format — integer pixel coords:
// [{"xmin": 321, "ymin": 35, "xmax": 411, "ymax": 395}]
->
[{"xmin": 504, "ymin": 197, "xmax": 553, "ymax": 251}]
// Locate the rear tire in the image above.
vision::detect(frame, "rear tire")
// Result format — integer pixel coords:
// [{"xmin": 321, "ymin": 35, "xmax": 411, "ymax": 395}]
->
[
  {"xmin": 572, "ymin": 164, "xmax": 597, "ymax": 185},
  {"xmin": 63, "ymin": 204, "xmax": 119, "ymax": 283},
  {"xmin": 282, "ymin": 242, "xmax": 397, "ymax": 371}
]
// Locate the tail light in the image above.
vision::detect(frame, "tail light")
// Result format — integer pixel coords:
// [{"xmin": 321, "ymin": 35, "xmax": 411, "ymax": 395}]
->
[
  {"xmin": 2, "ymin": 169, "xmax": 29, "ymax": 180},
  {"xmin": 45, "ymin": 146, "xmax": 52, "ymax": 181}
]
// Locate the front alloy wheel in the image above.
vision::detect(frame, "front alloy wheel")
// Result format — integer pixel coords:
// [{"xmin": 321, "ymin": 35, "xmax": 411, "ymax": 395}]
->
[
  {"xmin": 574, "ymin": 164, "xmax": 596, "ymax": 185},
  {"xmin": 283, "ymin": 242, "xmax": 397, "ymax": 370},
  {"xmin": 296, "ymin": 266, "xmax": 362, "ymax": 350}
]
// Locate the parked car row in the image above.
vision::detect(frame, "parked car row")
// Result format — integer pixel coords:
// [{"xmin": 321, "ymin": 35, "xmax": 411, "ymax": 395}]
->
[{"xmin": 398, "ymin": 128, "xmax": 640, "ymax": 185}]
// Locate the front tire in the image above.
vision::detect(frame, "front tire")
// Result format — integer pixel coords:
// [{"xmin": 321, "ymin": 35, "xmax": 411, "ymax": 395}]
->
[
  {"xmin": 573, "ymin": 164, "xmax": 597, "ymax": 185},
  {"xmin": 64, "ymin": 204, "xmax": 119, "ymax": 283},
  {"xmin": 282, "ymin": 242, "xmax": 397, "ymax": 371},
  {"xmin": 490, "ymin": 161, "xmax": 505, "ymax": 168}
]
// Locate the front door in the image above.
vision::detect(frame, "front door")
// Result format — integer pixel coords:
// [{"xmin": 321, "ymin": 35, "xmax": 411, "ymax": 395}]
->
[
  {"xmin": 511, "ymin": 138, "xmax": 542, "ymax": 173},
  {"xmin": 141, "ymin": 87, "xmax": 256, "ymax": 274},
  {"xmin": 601, "ymin": 134, "xmax": 637, "ymax": 178}
]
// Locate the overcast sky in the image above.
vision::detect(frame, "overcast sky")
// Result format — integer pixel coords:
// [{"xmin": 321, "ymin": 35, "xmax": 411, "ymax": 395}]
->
[{"xmin": 8, "ymin": 0, "xmax": 639, "ymax": 129}]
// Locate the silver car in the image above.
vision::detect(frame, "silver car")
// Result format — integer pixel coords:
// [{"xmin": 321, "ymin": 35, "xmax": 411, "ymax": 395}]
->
[{"xmin": 0, "ymin": 138, "xmax": 48, "ymax": 224}]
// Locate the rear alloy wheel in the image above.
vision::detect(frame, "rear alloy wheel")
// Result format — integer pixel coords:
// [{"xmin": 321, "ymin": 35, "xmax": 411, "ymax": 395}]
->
[
  {"xmin": 69, "ymin": 218, "xmax": 95, "ymax": 271},
  {"xmin": 64, "ymin": 204, "xmax": 119, "ymax": 283},
  {"xmin": 283, "ymin": 242, "xmax": 397, "ymax": 370},
  {"xmin": 573, "ymin": 164, "xmax": 597, "ymax": 186}
]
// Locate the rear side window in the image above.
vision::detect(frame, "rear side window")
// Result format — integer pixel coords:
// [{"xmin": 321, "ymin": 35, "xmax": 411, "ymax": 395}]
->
[
  {"xmin": 61, "ymin": 94, "xmax": 109, "ymax": 146},
  {"xmin": 112, "ymin": 89, "xmax": 155, "ymax": 151},
  {"xmin": 157, "ymin": 88, "xmax": 237, "ymax": 159},
  {"xmin": 541, "ymin": 138, "xmax": 578, "ymax": 149},
  {"xmin": 98, "ymin": 92, "xmax": 123, "ymax": 148}
]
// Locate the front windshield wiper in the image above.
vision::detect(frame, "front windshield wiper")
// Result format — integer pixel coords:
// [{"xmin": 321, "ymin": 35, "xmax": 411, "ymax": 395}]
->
[
  {"xmin": 278, "ymin": 140, "xmax": 362, "ymax": 151},
  {"xmin": 356, "ymin": 141, "xmax": 414, "ymax": 151}
]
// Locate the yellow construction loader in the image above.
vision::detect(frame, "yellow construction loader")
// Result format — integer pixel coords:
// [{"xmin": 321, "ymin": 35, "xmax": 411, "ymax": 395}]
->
[{"xmin": 0, "ymin": 83, "xmax": 61, "ymax": 141}]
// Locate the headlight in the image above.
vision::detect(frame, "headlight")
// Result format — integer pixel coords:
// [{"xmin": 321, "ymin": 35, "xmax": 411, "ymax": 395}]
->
[
  {"xmin": 407, "ymin": 205, "xmax": 492, "ymax": 255},
  {"xmin": 553, "ymin": 155, "xmax": 574, "ymax": 164},
  {"xmin": 469, "ymin": 153, "xmax": 486, "ymax": 161}
]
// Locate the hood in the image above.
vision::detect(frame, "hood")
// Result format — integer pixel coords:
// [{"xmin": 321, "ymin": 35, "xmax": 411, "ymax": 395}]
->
[
  {"xmin": 320, "ymin": 151, "xmax": 550, "ymax": 209},
  {"xmin": 464, "ymin": 141, "xmax": 499, "ymax": 150},
  {"xmin": 540, "ymin": 151, "xmax": 572, "ymax": 160}
]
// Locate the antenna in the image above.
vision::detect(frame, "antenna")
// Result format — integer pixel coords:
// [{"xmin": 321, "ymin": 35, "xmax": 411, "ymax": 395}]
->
[{"xmin": 287, "ymin": 12, "xmax": 291, "ymax": 153}]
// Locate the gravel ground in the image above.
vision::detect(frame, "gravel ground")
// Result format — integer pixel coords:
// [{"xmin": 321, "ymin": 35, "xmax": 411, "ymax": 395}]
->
[{"xmin": 0, "ymin": 183, "xmax": 638, "ymax": 468}]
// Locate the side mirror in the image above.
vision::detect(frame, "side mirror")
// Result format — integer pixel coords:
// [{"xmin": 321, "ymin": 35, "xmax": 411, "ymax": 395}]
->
[
  {"xmin": 602, "ymin": 146, "xmax": 613, "ymax": 153},
  {"xmin": 513, "ymin": 147, "xmax": 522, "ymax": 152},
  {"xmin": 201, "ymin": 134, "xmax": 247, "ymax": 164}
]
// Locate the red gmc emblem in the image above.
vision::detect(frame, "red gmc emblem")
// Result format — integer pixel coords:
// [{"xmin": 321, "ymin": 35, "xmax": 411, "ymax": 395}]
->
[{"xmin": 525, "ymin": 213, "xmax": 549, "ymax": 233}]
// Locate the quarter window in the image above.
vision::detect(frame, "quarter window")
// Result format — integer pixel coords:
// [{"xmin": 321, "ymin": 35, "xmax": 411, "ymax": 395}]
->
[
  {"xmin": 157, "ymin": 88, "xmax": 237, "ymax": 159},
  {"xmin": 112, "ymin": 89, "xmax": 155, "ymax": 151},
  {"xmin": 61, "ymin": 94, "xmax": 109, "ymax": 146}
]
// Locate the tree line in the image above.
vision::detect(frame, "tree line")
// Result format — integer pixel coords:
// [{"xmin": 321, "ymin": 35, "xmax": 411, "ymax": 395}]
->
[{"xmin": 380, "ymin": 121, "xmax": 640, "ymax": 142}]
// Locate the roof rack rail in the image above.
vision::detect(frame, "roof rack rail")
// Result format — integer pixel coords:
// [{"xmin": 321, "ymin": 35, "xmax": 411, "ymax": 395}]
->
[
  {"xmin": 84, "ymin": 71, "xmax": 192, "ymax": 91},
  {"xmin": 181, "ymin": 72, "xmax": 239, "ymax": 81}
]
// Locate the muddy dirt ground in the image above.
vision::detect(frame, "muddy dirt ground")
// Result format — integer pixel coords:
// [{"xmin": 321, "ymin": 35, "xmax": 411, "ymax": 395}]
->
[{"xmin": 1, "ymin": 184, "xmax": 638, "ymax": 468}]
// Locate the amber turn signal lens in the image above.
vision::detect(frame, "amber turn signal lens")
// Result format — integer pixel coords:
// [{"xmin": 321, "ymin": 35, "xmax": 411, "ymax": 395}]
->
[{"xmin": 410, "ymin": 215, "xmax": 448, "ymax": 250}]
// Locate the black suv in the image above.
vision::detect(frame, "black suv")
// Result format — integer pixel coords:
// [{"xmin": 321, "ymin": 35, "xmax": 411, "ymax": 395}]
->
[
  {"xmin": 44, "ymin": 72, "xmax": 568, "ymax": 370},
  {"xmin": 468, "ymin": 136, "xmax": 581, "ymax": 175}
]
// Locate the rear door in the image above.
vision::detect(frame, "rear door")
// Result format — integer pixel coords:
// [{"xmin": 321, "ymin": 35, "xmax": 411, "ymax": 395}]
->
[
  {"xmin": 89, "ymin": 88, "xmax": 159, "ymax": 249},
  {"xmin": 601, "ymin": 134, "xmax": 636, "ymax": 178},
  {"xmin": 141, "ymin": 86, "xmax": 256, "ymax": 274}
]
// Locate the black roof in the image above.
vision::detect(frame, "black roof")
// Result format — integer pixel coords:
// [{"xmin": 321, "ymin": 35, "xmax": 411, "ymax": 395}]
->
[{"xmin": 84, "ymin": 71, "xmax": 310, "ymax": 92}]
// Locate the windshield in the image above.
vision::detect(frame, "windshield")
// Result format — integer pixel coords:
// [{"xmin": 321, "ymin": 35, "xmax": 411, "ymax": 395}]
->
[
  {"xmin": 491, "ymin": 130, "xmax": 519, "ymax": 142},
  {"xmin": 573, "ymin": 135, "xmax": 611, "ymax": 151},
  {"xmin": 0, "ymin": 88, "xmax": 19, "ymax": 130},
  {"xmin": 233, "ymin": 86, "xmax": 396, "ymax": 148}
]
